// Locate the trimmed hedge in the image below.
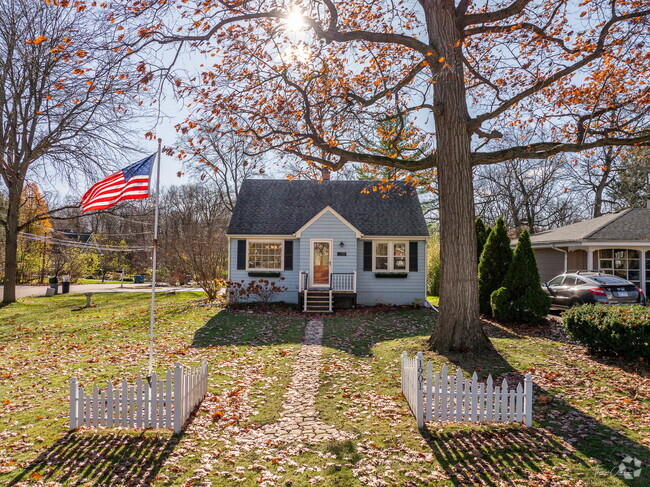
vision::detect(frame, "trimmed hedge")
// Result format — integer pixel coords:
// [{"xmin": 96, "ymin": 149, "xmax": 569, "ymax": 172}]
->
[
  {"xmin": 562, "ymin": 304, "xmax": 650, "ymax": 360},
  {"xmin": 491, "ymin": 228, "xmax": 550, "ymax": 325},
  {"xmin": 478, "ymin": 217, "xmax": 512, "ymax": 316}
]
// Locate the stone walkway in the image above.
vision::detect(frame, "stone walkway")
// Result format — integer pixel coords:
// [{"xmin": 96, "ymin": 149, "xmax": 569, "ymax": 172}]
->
[{"xmin": 261, "ymin": 318, "xmax": 352, "ymax": 442}]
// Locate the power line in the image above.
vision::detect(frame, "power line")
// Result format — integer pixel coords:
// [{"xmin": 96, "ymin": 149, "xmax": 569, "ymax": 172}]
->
[
  {"xmin": 18, "ymin": 232, "xmax": 152, "ymax": 252},
  {"xmin": 28, "ymin": 222, "xmax": 153, "ymax": 237}
]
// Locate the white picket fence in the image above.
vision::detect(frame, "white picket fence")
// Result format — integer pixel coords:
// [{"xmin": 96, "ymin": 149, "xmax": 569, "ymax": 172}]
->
[
  {"xmin": 401, "ymin": 352, "xmax": 532, "ymax": 428},
  {"xmin": 69, "ymin": 361, "xmax": 208, "ymax": 434}
]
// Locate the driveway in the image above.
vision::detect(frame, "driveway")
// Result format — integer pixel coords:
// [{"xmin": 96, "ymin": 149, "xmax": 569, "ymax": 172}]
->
[{"xmin": 0, "ymin": 283, "xmax": 205, "ymax": 301}]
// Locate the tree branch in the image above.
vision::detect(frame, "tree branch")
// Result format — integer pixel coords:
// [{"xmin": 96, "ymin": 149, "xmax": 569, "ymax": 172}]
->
[
  {"xmin": 464, "ymin": 22, "xmax": 578, "ymax": 53},
  {"xmin": 469, "ymin": 8, "xmax": 650, "ymax": 129},
  {"xmin": 460, "ymin": 0, "xmax": 533, "ymax": 27},
  {"xmin": 472, "ymin": 134, "xmax": 650, "ymax": 165}
]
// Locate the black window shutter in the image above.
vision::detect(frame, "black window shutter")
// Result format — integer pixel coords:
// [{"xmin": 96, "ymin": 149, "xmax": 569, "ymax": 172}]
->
[
  {"xmin": 409, "ymin": 241, "xmax": 418, "ymax": 272},
  {"xmin": 284, "ymin": 240, "xmax": 293, "ymax": 270},
  {"xmin": 363, "ymin": 241, "xmax": 373, "ymax": 271},
  {"xmin": 237, "ymin": 240, "xmax": 246, "ymax": 270}
]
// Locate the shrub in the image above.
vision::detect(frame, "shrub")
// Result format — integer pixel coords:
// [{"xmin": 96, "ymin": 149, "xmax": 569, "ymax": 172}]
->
[
  {"xmin": 491, "ymin": 228, "xmax": 550, "ymax": 324},
  {"xmin": 478, "ymin": 217, "xmax": 512, "ymax": 315},
  {"xmin": 247, "ymin": 278, "xmax": 287, "ymax": 306},
  {"xmin": 218, "ymin": 278, "xmax": 287, "ymax": 308},
  {"xmin": 475, "ymin": 217, "xmax": 491, "ymax": 262},
  {"xmin": 427, "ymin": 233, "xmax": 441, "ymax": 296},
  {"xmin": 218, "ymin": 279, "xmax": 249, "ymax": 308},
  {"xmin": 562, "ymin": 305, "xmax": 650, "ymax": 359}
]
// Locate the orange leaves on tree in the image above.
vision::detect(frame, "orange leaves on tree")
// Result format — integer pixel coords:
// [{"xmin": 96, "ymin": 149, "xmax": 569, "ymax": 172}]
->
[{"xmin": 26, "ymin": 35, "xmax": 47, "ymax": 45}]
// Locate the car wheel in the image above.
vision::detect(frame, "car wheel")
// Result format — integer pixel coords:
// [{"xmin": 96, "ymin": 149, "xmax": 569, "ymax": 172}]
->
[{"xmin": 569, "ymin": 297, "xmax": 583, "ymax": 308}]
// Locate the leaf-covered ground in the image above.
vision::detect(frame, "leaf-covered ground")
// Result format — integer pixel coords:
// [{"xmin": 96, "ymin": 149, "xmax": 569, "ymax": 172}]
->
[{"xmin": 0, "ymin": 293, "xmax": 648, "ymax": 486}]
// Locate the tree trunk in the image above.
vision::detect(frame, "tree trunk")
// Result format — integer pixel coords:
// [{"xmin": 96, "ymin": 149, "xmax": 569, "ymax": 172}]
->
[
  {"xmin": 593, "ymin": 148, "xmax": 613, "ymax": 218},
  {"xmin": 426, "ymin": 0, "xmax": 488, "ymax": 352},
  {"xmin": 2, "ymin": 183, "xmax": 22, "ymax": 304}
]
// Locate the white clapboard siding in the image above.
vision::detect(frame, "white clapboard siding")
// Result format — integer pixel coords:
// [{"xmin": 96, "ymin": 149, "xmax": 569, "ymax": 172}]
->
[
  {"xmin": 69, "ymin": 361, "xmax": 208, "ymax": 434},
  {"xmin": 401, "ymin": 353, "xmax": 533, "ymax": 427}
]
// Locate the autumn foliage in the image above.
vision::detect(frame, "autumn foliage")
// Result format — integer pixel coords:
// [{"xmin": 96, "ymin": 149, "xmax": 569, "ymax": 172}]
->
[{"xmin": 37, "ymin": 0, "xmax": 650, "ymax": 351}]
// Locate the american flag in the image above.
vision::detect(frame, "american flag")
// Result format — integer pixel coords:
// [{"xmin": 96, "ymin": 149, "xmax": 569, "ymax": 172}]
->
[{"xmin": 81, "ymin": 154, "xmax": 156, "ymax": 213}]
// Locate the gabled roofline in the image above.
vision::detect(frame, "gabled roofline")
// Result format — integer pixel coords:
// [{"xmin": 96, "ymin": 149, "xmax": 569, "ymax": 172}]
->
[
  {"xmin": 294, "ymin": 206, "xmax": 363, "ymax": 238},
  {"xmin": 583, "ymin": 208, "xmax": 633, "ymax": 239},
  {"xmin": 529, "ymin": 239, "xmax": 650, "ymax": 249}
]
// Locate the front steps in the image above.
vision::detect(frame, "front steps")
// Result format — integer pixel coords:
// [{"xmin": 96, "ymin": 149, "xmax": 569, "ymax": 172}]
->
[{"xmin": 303, "ymin": 290, "xmax": 332, "ymax": 313}]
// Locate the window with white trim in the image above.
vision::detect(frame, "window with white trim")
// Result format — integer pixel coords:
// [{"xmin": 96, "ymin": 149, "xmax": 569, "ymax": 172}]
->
[
  {"xmin": 247, "ymin": 241, "xmax": 283, "ymax": 270},
  {"xmin": 374, "ymin": 242, "xmax": 408, "ymax": 272},
  {"xmin": 597, "ymin": 248, "xmax": 640, "ymax": 286}
]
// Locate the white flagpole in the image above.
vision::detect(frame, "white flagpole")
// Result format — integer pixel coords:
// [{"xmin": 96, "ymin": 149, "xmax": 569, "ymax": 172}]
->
[{"xmin": 148, "ymin": 139, "xmax": 162, "ymax": 375}]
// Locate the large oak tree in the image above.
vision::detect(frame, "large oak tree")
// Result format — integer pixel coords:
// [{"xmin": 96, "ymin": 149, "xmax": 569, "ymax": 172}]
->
[{"xmin": 103, "ymin": 0, "xmax": 649, "ymax": 351}]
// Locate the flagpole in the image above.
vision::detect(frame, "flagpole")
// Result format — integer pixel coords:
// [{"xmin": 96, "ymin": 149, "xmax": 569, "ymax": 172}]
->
[{"xmin": 148, "ymin": 139, "xmax": 162, "ymax": 375}]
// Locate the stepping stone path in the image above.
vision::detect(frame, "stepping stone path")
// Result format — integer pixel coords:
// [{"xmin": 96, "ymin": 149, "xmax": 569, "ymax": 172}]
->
[{"xmin": 261, "ymin": 318, "xmax": 352, "ymax": 443}]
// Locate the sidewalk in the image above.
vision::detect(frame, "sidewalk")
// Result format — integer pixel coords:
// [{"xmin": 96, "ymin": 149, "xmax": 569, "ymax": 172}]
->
[{"xmin": 0, "ymin": 283, "xmax": 204, "ymax": 300}]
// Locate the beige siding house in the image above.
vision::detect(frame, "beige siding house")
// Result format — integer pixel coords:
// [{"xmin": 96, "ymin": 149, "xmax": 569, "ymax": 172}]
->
[{"xmin": 523, "ymin": 208, "xmax": 650, "ymax": 294}]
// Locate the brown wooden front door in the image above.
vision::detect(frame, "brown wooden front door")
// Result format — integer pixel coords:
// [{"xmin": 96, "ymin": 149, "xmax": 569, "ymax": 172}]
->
[{"xmin": 312, "ymin": 241, "xmax": 331, "ymax": 286}]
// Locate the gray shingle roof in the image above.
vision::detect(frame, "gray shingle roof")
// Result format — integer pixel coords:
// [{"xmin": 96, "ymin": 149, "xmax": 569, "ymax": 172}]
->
[
  {"xmin": 227, "ymin": 179, "xmax": 429, "ymax": 236},
  {"xmin": 529, "ymin": 208, "xmax": 650, "ymax": 244}
]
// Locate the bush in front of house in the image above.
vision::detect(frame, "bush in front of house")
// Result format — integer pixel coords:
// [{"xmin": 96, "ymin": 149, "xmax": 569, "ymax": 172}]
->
[
  {"xmin": 562, "ymin": 305, "xmax": 650, "ymax": 359},
  {"xmin": 478, "ymin": 217, "xmax": 512, "ymax": 315},
  {"xmin": 491, "ymin": 228, "xmax": 550, "ymax": 324}
]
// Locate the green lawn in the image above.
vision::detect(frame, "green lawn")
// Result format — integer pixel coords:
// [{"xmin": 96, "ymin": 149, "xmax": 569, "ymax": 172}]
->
[{"xmin": 0, "ymin": 293, "xmax": 648, "ymax": 486}]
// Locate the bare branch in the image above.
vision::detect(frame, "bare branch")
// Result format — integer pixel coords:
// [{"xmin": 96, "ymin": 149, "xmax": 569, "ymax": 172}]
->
[
  {"xmin": 460, "ymin": 0, "xmax": 533, "ymax": 27},
  {"xmin": 470, "ymin": 8, "xmax": 650, "ymax": 129},
  {"xmin": 473, "ymin": 134, "xmax": 650, "ymax": 165}
]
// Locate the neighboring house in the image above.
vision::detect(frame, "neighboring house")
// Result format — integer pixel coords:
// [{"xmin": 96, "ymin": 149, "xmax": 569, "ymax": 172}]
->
[
  {"xmin": 226, "ymin": 179, "xmax": 429, "ymax": 312},
  {"xmin": 524, "ymin": 207, "xmax": 650, "ymax": 294},
  {"xmin": 57, "ymin": 230, "xmax": 94, "ymax": 244}
]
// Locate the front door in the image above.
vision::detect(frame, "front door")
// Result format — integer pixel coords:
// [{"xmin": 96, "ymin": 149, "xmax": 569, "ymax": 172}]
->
[{"xmin": 311, "ymin": 240, "xmax": 331, "ymax": 287}]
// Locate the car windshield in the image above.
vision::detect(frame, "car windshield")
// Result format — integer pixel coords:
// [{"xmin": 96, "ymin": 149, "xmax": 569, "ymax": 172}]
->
[{"xmin": 590, "ymin": 276, "xmax": 630, "ymax": 285}]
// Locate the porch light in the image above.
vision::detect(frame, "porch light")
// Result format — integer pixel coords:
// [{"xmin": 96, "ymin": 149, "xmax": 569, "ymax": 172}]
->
[{"xmin": 339, "ymin": 241, "xmax": 345, "ymax": 248}]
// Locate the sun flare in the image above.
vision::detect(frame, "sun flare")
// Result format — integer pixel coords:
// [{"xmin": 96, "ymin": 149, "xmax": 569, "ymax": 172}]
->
[{"xmin": 285, "ymin": 9, "xmax": 306, "ymax": 32}]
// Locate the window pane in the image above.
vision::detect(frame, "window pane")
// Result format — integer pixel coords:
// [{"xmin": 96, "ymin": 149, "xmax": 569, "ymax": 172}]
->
[
  {"xmin": 248, "ymin": 241, "xmax": 282, "ymax": 269},
  {"xmin": 599, "ymin": 249, "xmax": 613, "ymax": 259},
  {"xmin": 614, "ymin": 249, "xmax": 626, "ymax": 259},
  {"xmin": 393, "ymin": 243, "xmax": 406, "ymax": 256},
  {"xmin": 629, "ymin": 259, "xmax": 640, "ymax": 270},
  {"xmin": 548, "ymin": 276, "xmax": 564, "ymax": 286},
  {"xmin": 394, "ymin": 257, "xmax": 406, "ymax": 270},
  {"xmin": 376, "ymin": 256, "xmax": 388, "ymax": 270},
  {"xmin": 562, "ymin": 276, "xmax": 576, "ymax": 286},
  {"xmin": 628, "ymin": 250, "xmax": 640, "ymax": 259},
  {"xmin": 376, "ymin": 243, "xmax": 388, "ymax": 256},
  {"xmin": 599, "ymin": 259, "xmax": 613, "ymax": 269}
]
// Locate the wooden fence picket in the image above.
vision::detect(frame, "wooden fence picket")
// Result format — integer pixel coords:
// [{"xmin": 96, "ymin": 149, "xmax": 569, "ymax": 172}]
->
[
  {"xmin": 486, "ymin": 376, "xmax": 493, "ymax": 422},
  {"xmin": 400, "ymin": 354, "xmax": 533, "ymax": 427},
  {"xmin": 68, "ymin": 362, "xmax": 208, "ymax": 433}
]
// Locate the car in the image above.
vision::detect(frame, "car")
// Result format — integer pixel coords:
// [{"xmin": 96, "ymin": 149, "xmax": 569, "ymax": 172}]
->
[{"xmin": 543, "ymin": 271, "xmax": 646, "ymax": 309}]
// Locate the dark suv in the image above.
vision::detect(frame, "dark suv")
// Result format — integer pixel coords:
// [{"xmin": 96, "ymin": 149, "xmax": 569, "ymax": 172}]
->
[{"xmin": 543, "ymin": 271, "xmax": 646, "ymax": 309}]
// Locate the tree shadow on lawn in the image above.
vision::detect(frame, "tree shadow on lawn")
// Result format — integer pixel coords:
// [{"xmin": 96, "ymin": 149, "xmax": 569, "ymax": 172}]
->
[
  {"xmin": 321, "ymin": 308, "xmax": 440, "ymax": 356},
  {"xmin": 8, "ymin": 431, "xmax": 182, "ymax": 487},
  {"xmin": 191, "ymin": 306, "xmax": 438, "ymax": 353},
  {"xmin": 191, "ymin": 308, "xmax": 306, "ymax": 348},
  {"xmin": 423, "ymin": 345, "xmax": 650, "ymax": 486},
  {"xmin": 487, "ymin": 316, "xmax": 650, "ymax": 377}
]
